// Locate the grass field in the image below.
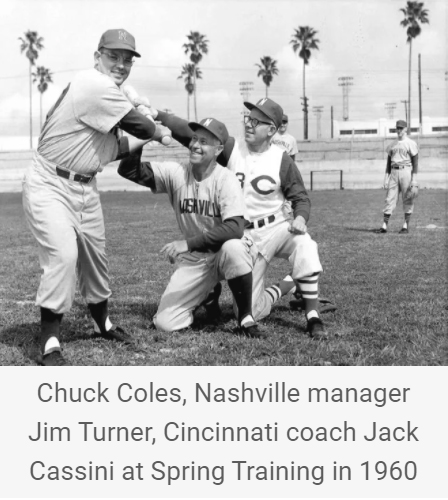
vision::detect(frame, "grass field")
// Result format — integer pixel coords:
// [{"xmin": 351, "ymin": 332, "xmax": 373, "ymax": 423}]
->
[{"xmin": 0, "ymin": 189, "xmax": 447, "ymax": 366}]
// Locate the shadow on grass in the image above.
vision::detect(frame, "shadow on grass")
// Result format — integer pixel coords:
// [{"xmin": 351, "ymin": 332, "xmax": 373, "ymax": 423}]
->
[{"xmin": 345, "ymin": 227, "xmax": 382, "ymax": 233}]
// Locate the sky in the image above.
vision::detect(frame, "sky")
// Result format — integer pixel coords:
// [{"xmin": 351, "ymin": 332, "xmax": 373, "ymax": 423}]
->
[{"xmin": 1, "ymin": 0, "xmax": 447, "ymax": 142}]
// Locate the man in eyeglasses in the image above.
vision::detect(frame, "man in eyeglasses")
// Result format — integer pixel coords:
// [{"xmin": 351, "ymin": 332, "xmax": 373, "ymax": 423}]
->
[
  {"xmin": 271, "ymin": 114, "xmax": 298, "ymax": 160},
  {"xmin": 22, "ymin": 29, "xmax": 171, "ymax": 365},
  {"xmin": 151, "ymin": 98, "xmax": 326, "ymax": 339}
]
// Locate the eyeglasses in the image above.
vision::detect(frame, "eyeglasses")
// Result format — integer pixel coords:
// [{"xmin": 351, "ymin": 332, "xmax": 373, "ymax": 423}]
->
[
  {"xmin": 100, "ymin": 50, "xmax": 134, "ymax": 67},
  {"xmin": 244, "ymin": 115, "xmax": 272, "ymax": 128},
  {"xmin": 281, "ymin": 121, "xmax": 288, "ymax": 125}
]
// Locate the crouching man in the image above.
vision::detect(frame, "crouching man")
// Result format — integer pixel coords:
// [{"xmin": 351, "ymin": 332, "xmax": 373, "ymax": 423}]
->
[{"xmin": 118, "ymin": 118, "xmax": 264, "ymax": 338}]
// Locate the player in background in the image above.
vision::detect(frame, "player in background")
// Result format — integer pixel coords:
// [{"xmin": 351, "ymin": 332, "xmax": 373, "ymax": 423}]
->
[
  {"xmin": 377, "ymin": 120, "xmax": 419, "ymax": 234},
  {"xmin": 152, "ymin": 98, "xmax": 327, "ymax": 339},
  {"xmin": 22, "ymin": 29, "xmax": 171, "ymax": 365},
  {"xmin": 118, "ymin": 118, "xmax": 263, "ymax": 338},
  {"xmin": 271, "ymin": 114, "xmax": 298, "ymax": 160}
]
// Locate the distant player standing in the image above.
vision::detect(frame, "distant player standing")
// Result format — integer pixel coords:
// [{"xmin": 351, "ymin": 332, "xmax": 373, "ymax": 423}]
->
[
  {"xmin": 118, "ymin": 118, "xmax": 262, "ymax": 337},
  {"xmin": 22, "ymin": 29, "xmax": 170, "ymax": 365},
  {"xmin": 377, "ymin": 120, "xmax": 419, "ymax": 234},
  {"xmin": 271, "ymin": 114, "xmax": 298, "ymax": 160}
]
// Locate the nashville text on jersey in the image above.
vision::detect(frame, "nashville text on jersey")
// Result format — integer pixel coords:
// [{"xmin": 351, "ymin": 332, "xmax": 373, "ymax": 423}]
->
[{"xmin": 179, "ymin": 198, "xmax": 221, "ymax": 218}]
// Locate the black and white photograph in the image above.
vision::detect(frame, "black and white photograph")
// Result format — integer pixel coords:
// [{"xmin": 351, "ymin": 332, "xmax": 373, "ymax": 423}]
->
[{"xmin": 0, "ymin": 0, "xmax": 446, "ymax": 366}]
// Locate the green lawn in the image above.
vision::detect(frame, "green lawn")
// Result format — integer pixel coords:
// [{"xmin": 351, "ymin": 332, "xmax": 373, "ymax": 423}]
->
[{"xmin": 0, "ymin": 189, "xmax": 447, "ymax": 366}]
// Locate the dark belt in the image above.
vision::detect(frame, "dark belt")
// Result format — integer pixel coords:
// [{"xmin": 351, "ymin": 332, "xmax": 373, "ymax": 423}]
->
[
  {"xmin": 392, "ymin": 165, "xmax": 410, "ymax": 170},
  {"xmin": 56, "ymin": 167, "xmax": 96, "ymax": 184},
  {"xmin": 247, "ymin": 214, "xmax": 275, "ymax": 230}
]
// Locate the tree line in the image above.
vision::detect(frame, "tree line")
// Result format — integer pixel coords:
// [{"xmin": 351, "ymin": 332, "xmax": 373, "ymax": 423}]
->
[{"xmin": 19, "ymin": 1, "xmax": 430, "ymax": 147}]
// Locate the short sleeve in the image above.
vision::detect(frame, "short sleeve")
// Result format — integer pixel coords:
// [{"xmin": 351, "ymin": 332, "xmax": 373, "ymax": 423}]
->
[
  {"xmin": 409, "ymin": 140, "xmax": 419, "ymax": 156},
  {"xmin": 218, "ymin": 170, "xmax": 246, "ymax": 220},
  {"xmin": 150, "ymin": 161, "xmax": 183, "ymax": 194},
  {"xmin": 73, "ymin": 71, "xmax": 133, "ymax": 134}
]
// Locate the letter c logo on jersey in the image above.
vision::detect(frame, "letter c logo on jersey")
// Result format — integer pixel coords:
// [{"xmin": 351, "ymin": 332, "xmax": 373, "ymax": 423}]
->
[{"xmin": 251, "ymin": 175, "xmax": 276, "ymax": 195}]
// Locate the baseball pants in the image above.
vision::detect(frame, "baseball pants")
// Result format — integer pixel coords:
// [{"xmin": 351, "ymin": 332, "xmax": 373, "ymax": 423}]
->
[
  {"xmin": 383, "ymin": 166, "xmax": 414, "ymax": 214},
  {"xmin": 248, "ymin": 221, "xmax": 323, "ymax": 321},
  {"xmin": 22, "ymin": 160, "xmax": 111, "ymax": 314},
  {"xmin": 154, "ymin": 236, "xmax": 257, "ymax": 332}
]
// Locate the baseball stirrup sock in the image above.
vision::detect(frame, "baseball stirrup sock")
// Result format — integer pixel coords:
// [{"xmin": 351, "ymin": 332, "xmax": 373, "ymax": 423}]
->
[
  {"xmin": 382, "ymin": 213, "xmax": 391, "ymax": 229},
  {"xmin": 228, "ymin": 272, "xmax": 253, "ymax": 323},
  {"xmin": 40, "ymin": 307, "xmax": 63, "ymax": 354},
  {"xmin": 404, "ymin": 213, "xmax": 411, "ymax": 229},
  {"xmin": 265, "ymin": 275, "xmax": 296, "ymax": 305},
  {"xmin": 88, "ymin": 299, "xmax": 112, "ymax": 334},
  {"xmin": 295, "ymin": 272, "xmax": 320, "ymax": 315}
]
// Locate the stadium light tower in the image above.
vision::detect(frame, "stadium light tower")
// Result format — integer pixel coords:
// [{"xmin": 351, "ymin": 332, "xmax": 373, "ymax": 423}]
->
[
  {"xmin": 401, "ymin": 100, "xmax": 409, "ymax": 124},
  {"xmin": 385, "ymin": 103, "xmax": 397, "ymax": 120},
  {"xmin": 312, "ymin": 106, "xmax": 324, "ymax": 139},
  {"xmin": 338, "ymin": 76, "xmax": 353, "ymax": 121},
  {"xmin": 239, "ymin": 81, "xmax": 254, "ymax": 125}
]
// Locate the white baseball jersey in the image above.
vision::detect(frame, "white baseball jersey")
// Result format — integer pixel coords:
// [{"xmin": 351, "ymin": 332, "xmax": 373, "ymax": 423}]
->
[
  {"xmin": 226, "ymin": 141, "xmax": 290, "ymax": 222},
  {"xmin": 271, "ymin": 131, "xmax": 298, "ymax": 156},
  {"xmin": 38, "ymin": 68, "xmax": 133, "ymax": 175},
  {"xmin": 386, "ymin": 136, "xmax": 418, "ymax": 167},
  {"xmin": 150, "ymin": 161, "xmax": 246, "ymax": 242}
]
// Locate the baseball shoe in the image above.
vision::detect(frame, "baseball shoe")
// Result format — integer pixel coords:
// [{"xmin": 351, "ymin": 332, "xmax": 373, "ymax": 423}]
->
[
  {"xmin": 376, "ymin": 228, "xmax": 387, "ymax": 234},
  {"xmin": 399, "ymin": 227, "xmax": 409, "ymax": 234},
  {"xmin": 201, "ymin": 282, "xmax": 222, "ymax": 324},
  {"xmin": 39, "ymin": 351, "xmax": 68, "ymax": 366},
  {"xmin": 93, "ymin": 325, "xmax": 133, "ymax": 345},
  {"xmin": 306, "ymin": 317, "xmax": 328, "ymax": 340},
  {"xmin": 236, "ymin": 319, "xmax": 268, "ymax": 339}
]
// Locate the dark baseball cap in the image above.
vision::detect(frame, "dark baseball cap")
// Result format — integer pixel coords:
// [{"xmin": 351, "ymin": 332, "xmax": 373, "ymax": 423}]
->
[
  {"xmin": 282, "ymin": 114, "xmax": 289, "ymax": 123},
  {"xmin": 98, "ymin": 29, "xmax": 141, "ymax": 57},
  {"xmin": 244, "ymin": 97, "xmax": 283, "ymax": 128},
  {"xmin": 189, "ymin": 117, "xmax": 229, "ymax": 144},
  {"xmin": 396, "ymin": 119, "xmax": 407, "ymax": 128}
]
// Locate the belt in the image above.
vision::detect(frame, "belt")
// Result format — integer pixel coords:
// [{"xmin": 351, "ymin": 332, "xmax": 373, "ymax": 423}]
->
[
  {"xmin": 56, "ymin": 167, "xmax": 96, "ymax": 184},
  {"xmin": 392, "ymin": 165, "xmax": 410, "ymax": 170},
  {"xmin": 247, "ymin": 214, "xmax": 275, "ymax": 230}
]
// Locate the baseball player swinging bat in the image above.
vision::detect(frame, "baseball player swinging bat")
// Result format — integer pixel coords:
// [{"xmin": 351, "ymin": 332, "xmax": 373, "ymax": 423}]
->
[{"xmin": 122, "ymin": 85, "xmax": 172, "ymax": 146}]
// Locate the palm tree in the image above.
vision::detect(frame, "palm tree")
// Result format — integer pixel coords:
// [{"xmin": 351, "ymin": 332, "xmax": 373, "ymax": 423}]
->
[
  {"xmin": 255, "ymin": 56, "xmax": 279, "ymax": 97},
  {"xmin": 19, "ymin": 30, "xmax": 44, "ymax": 149},
  {"xmin": 32, "ymin": 66, "xmax": 53, "ymax": 130},
  {"xmin": 400, "ymin": 1, "xmax": 429, "ymax": 132},
  {"xmin": 178, "ymin": 63, "xmax": 202, "ymax": 120},
  {"xmin": 182, "ymin": 31, "xmax": 209, "ymax": 121},
  {"xmin": 290, "ymin": 26, "xmax": 320, "ymax": 140}
]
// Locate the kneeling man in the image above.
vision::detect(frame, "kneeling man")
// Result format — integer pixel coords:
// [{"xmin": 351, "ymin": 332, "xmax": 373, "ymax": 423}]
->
[{"xmin": 118, "ymin": 118, "xmax": 263, "ymax": 337}]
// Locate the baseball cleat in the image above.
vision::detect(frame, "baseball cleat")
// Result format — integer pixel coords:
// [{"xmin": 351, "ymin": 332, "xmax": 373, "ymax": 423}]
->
[
  {"xmin": 93, "ymin": 325, "xmax": 133, "ymax": 345},
  {"xmin": 39, "ymin": 351, "xmax": 68, "ymax": 366},
  {"xmin": 399, "ymin": 227, "xmax": 409, "ymax": 234},
  {"xmin": 236, "ymin": 320, "xmax": 268, "ymax": 339},
  {"xmin": 202, "ymin": 282, "xmax": 222, "ymax": 324},
  {"xmin": 306, "ymin": 317, "xmax": 327, "ymax": 339}
]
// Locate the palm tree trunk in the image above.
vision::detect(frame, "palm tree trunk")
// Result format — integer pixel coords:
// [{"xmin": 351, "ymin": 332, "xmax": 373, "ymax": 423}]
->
[
  {"xmin": 187, "ymin": 93, "xmax": 190, "ymax": 121},
  {"xmin": 40, "ymin": 92, "xmax": 43, "ymax": 131},
  {"xmin": 29, "ymin": 62, "xmax": 33, "ymax": 149},
  {"xmin": 408, "ymin": 40, "xmax": 412, "ymax": 132},
  {"xmin": 193, "ymin": 66, "xmax": 198, "ymax": 121},
  {"xmin": 266, "ymin": 85, "xmax": 268, "ymax": 98},
  {"xmin": 303, "ymin": 60, "xmax": 308, "ymax": 140}
]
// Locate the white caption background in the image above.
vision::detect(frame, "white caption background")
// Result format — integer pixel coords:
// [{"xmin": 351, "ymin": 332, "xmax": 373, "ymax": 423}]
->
[{"xmin": 0, "ymin": 367, "xmax": 446, "ymax": 498}]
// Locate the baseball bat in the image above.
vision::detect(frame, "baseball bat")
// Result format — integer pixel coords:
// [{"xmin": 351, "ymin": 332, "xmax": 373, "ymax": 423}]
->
[{"xmin": 122, "ymin": 85, "xmax": 171, "ymax": 146}]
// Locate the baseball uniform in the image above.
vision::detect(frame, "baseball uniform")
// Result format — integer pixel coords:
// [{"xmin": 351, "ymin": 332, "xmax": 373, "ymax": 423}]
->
[
  {"xmin": 118, "ymin": 152, "xmax": 257, "ymax": 332},
  {"xmin": 384, "ymin": 136, "xmax": 419, "ymax": 215},
  {"xmin": 271, "ymin": 131, "xmax": 298, "ymax": 158},
  {"xmin": 156, "ymin": 111, "xmax": 322, "ymax": 323}
]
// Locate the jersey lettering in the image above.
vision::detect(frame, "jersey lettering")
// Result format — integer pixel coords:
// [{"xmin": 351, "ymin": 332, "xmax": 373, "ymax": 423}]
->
[
  {"xmin": 236, "ymin": 172, "xmax": 245, "ymax": 189},
  {"xmin": 179, "ymin": 198, "xmax": 221, "ymax": 218},
  {"xmin": 251, "ymin": 175, "xmax": 276, "ymax": 195}
]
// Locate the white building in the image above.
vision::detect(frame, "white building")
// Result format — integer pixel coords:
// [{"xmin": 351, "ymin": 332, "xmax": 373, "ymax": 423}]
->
[{"xmin": 333, "ymin": 116, "xmax": 448, "ymax": 138}]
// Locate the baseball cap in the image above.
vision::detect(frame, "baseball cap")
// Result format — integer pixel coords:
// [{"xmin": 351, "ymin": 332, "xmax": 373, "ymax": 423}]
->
[
  {"xmin": 244, "ymin": 98, "xmax": 283, "ymax": 128},
  {"xmin": 396, "ymin": 119, "xmax": 407, "ymax": 128},
  {"xmin": 282, "ymin": 114, "xmax": 289, "ymax": 123},
  {"xmin": 98, "ymin": 29, "xmax": 141, "ymax": 57},
  {"xmin": 189, "ymin": 117, "xmax": 229, "ymax": 144}
]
